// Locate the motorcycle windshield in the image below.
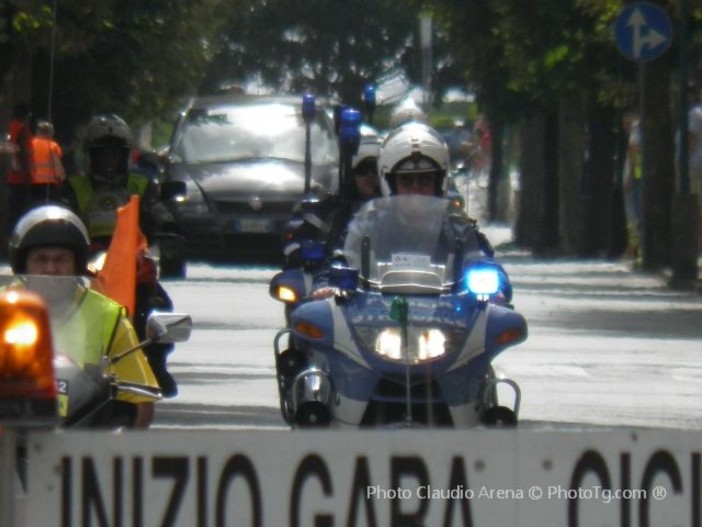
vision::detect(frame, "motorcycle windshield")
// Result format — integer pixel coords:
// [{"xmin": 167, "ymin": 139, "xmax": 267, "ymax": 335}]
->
[{"xmin": 343, "ymin": 196, "xmax": 459, "ymax": 294}]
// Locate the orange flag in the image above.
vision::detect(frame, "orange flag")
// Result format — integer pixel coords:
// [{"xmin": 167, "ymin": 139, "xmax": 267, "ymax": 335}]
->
[{"xmin": 93, "ymin": 196, "xmax": 147, "ymax": 319}]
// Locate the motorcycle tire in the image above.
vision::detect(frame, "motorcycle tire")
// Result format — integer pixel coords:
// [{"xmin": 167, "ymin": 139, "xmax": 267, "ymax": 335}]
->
[{"xmin": 481, "ymin": 406, "xmax": 517, "ymax": 427}]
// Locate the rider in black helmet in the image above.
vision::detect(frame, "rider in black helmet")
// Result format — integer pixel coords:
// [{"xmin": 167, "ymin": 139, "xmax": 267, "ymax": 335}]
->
[
  {"xmin": 61, "ymin": 114, "xmax": 178, "ymax": 397},
  {"xmin": 8, "ymin": 204, "xmax": 161, "ymax": 428}
]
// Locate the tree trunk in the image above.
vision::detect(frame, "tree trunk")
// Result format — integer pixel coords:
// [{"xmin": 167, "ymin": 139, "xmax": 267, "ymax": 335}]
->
[
  {"xmin": 514, "ymin": 112, "xmax": 545, "ymax": 248},
  {"xmin": 558, "ymin": 94, "xmax": 586, "ymax": 256},
  {"xmin": 583, "ymin": 100, "xmax": 618, "ymax": 257},
  {"xmin": 487, "ymin": 121, "xmax": 503, "ymax": 222},
  {"xmin": 515, "ymin": 109, "xmax": 559, "ymax": 253},
  {"xmin": 640, "ymin": 57, "xmax": 675, "ymax": 270}
]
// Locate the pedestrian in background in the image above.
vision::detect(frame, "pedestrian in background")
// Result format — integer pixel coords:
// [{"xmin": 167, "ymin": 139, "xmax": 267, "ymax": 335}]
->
[
  {"xmin": 31, "ymin": 119, "xmax": 65, "ymax": 202},
  {"xmin": 5, "ymin": 102, "xmax": 33, "ymax": 233},
  {"xmin": 622, "ymin": 111, "xmax": 642, "ymax": 260},
  {"xmin": 472, "ymin": 116, "xmax": 492, "ymax": 180},
  {"xmin": 685, "ymin": 85, "xmax": 702, "ymax": 251}
]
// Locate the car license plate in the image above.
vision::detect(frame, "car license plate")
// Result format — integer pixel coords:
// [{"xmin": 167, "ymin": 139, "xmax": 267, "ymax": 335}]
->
[{"xmin": 238, "ymin": 218, "xmax": 271, "ymax": 233}]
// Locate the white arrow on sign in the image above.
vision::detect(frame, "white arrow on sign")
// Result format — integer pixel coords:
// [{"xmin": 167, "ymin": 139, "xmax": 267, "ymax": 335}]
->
[{"xmin": 627, "ymin": 7, "xmax": 668, "ymax": 59}]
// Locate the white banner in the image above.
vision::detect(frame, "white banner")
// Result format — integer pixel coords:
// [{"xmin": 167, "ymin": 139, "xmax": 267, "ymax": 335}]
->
[{"xmin": 25, "ymin": 428, "xmax": 702, "ymax": 526}]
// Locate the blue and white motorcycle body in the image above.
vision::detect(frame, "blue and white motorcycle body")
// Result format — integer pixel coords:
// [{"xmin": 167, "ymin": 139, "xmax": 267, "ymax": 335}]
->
[{"xmin": 273, "ymin": 195, "xmax": 527, "ymax": 428}]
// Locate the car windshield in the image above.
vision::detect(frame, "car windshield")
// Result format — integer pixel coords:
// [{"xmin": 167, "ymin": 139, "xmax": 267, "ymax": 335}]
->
[{"xmin": 173, "ymin": 103, "xmax": 339, "ymax": 164}]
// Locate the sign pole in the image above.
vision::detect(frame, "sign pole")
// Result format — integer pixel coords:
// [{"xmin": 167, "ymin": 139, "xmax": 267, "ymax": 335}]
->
[{"xmin": 615, "ymin": 2, "xmax": 697, "ymax": 286}]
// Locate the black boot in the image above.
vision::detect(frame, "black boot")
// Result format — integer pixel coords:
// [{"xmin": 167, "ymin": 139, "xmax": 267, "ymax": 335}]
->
[{"xmin": 145, "ymin": 343, "xmax": 178, "ymax": 398}]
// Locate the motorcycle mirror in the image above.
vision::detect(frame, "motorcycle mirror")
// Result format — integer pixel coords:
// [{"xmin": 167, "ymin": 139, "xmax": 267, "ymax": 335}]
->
[
  {"xmin": 146, "ymin": 312, "xmax": 193, "ymax": 344},
  {"xmin": 161, "ymin": 180, "xmax": 186, "ymax": 201},
  {"xmin": 328, "ymin": 266, "xmax": 359, "ymax": 292},
  {"xmin": 109, "ymin": 314, "xmax": 192, "ymax": 366}
]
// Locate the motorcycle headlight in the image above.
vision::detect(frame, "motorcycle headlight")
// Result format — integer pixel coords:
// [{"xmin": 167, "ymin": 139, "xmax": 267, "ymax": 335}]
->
[{"xmin": 374, "ymin": 327, "xmax": 447, "ymax": 363}]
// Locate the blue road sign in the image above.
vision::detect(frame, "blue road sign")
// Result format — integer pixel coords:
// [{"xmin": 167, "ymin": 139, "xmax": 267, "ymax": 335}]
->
[{"xmin": 615, "ymin": 2, "xmax": 673, "ymax": 62}]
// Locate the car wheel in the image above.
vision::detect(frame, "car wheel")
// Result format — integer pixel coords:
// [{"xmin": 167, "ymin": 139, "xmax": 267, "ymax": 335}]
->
[{"xmin": 160, "ymin": 256, "xmax": 186, "ymax": 279}]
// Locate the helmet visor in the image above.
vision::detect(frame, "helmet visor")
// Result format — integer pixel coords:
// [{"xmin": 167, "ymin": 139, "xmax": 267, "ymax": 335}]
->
[{"xmin": 395, "ymin": 171, "xmax": 438, "ymax": 190}]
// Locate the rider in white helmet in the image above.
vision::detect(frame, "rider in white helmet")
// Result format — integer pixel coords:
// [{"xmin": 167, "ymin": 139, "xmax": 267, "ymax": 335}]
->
[
  {"xmin": 378, "ymin": 122, "xmax": 450, "ymax": 198},
  {"xmin": 349, "ymin": 125, "xmax": 382, "ymax": 200},
  {"xmin": 313, "ymin": 120, "xmax": 510, "ymax": 301},
  {"xmin": 388, "ymin": 97, "xmax": 427, "ymax": 129}
]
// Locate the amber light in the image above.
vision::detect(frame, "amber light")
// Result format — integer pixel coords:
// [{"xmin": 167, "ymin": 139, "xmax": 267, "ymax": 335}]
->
[
  {"xmin": 0, "ymin": 289, "xmax": 56, "ymax": 400},
  {"xmin": 276, "ymin": 285, "xmax": 298, "ymax": 303},
  {"xmin": 495, "ymin": 327, "xmax": 525, "ymax": 346},
  {"xmin": 294, "ymin": 320, "xmax": 325, "ymax": 339}
]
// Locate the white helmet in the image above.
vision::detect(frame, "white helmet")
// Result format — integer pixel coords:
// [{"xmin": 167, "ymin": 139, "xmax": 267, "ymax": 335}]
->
[
  {"xmin": 84, "ymin": 114, "xmax": 134, "ymax": 149},
  {"xmin": 351, "ymin": 124, "xmax": 381, "ymax": 170},
  {"xmin": 388, "ymin": 98, "xmax": 427, "ymax": 129},
  {"xmin": 378, "ymin": 122, "xmax": 450, "ymax": 197},
  {"xmin": 9, "ymin": 205, "xmax": 90, "ymax": 274}
]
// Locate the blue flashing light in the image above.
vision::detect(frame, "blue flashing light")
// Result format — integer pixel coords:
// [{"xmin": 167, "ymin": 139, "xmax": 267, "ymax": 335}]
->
[
  {"xmin": 340, "ymin": 108, "xmax": 361, "ymax": 154},
  {"xmin": 302, "ymin": 94, "xmax": 316, "ymax": 123},
  {"xmin": 300, "ymin": 240, "xmax": 326, "ymax": 262},
  {"xmin": 363, "ymin": 84, "xmax": 377, "ymax": 107},
  {"xmin": 328, "ymin": 266, "xmax": 359, "ymax": 291},
  {"xmin": 465, "ymin": 267, "xmax": 500, "ymax": 296}
]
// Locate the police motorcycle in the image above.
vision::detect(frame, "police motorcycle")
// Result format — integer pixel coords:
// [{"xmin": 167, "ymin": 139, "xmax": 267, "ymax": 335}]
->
[
  {"xmin": 275, "ymin": 101, "xmax": 366, "ymax": 317},
  {"xmin": 269, "ymin": 100, "xmax": 366, "ymax": 423},
  {"xmin": 0, "ymin": 275, "xmax": 192, "ymax": 429},
  {"xmin": 271, "ymin": 194, "xmax": 526, "ymax": 428}
]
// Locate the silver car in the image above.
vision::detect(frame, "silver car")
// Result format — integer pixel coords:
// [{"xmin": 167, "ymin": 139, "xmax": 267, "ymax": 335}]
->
[{"xmin": 160, "ymin": 94, "xmax": 339, "ymax": 275}]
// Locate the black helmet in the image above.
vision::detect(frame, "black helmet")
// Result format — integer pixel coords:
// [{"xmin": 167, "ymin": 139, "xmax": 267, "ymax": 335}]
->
[
  {"xmin": 9, "ymin": 205, "xmax": 90, "ymax": 274},
  {"xmin": 84, "ymin": 114, "xmax": 133, "ymax": 185},
  {"xmin": 84, "ymin": 114, "xmax": 133, "ymax": 150}
]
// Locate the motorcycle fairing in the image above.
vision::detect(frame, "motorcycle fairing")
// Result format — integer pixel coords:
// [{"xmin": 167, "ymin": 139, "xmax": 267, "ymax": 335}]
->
[{"xmin": 293, "ymin": 291, "xmax": 501, "ymax": 408}]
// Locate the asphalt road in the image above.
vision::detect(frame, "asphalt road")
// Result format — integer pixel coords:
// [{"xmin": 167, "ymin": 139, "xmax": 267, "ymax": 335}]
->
[{"xmin": 150, "ymin": 235, "xmax": 702, "ymax": 431}]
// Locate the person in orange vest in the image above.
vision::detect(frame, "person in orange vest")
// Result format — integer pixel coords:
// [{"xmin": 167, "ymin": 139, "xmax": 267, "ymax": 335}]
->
[
  {"xmin": 5, "ymin": 102, "xmax": 33, "ymax": 233},
  {"xmin": 30, "ymin": 119, "xmax": 65, "ymax": 203}
]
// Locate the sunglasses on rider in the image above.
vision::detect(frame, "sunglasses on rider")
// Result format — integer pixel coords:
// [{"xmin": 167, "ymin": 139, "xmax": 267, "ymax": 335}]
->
[{"xmin": 396, "ymin": 172, "xmax": 436, "ymax": 188}]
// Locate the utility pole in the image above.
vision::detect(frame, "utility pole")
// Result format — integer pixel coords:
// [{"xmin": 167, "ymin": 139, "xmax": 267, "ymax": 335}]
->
[{"xmin": 419, "ymin": 15, "xmax": 432, "ymax": 111}]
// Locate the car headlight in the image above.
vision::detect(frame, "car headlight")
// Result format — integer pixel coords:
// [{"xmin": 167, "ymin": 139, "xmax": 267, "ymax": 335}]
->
[
  {"xmin": 372, "ymin": 327, "xmax": 447, "ymax": 363},
  {"xmin": 171, "ymin": 193, "xmax": 209, "ymax": 215}
]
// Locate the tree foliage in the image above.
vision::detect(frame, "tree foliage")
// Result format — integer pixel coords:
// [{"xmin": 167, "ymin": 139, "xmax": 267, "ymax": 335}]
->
[
  {"xmin": 2, "ymin": 0, "xmax": 701, "ymax": 265},
  {"xmin": 201, "ymin": 0, "xmax": 422, "ymax": 108},
  {"xmin": 2, "ymin": 0, "xmax": 229, "ymax": 143},
  {"xmin": 421, "ymin": 0, "xmax": 699, "ymax": 264}
]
